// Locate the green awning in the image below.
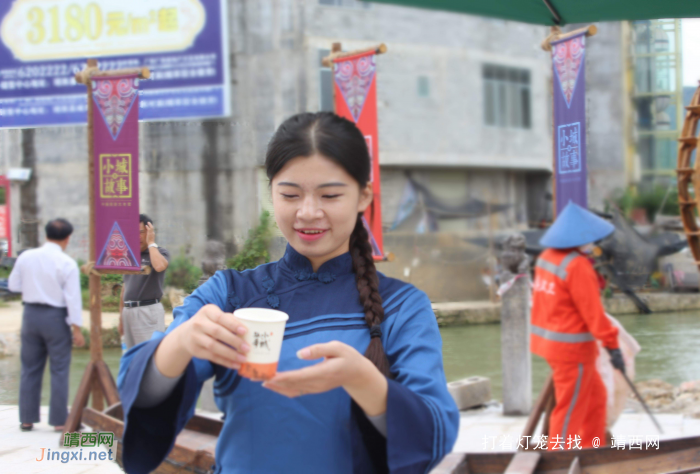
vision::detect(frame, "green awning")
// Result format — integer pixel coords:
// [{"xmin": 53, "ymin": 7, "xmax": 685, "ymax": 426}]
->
[{"xmin": 364, "ymin": 0, "xmax": 700, "ymax": 26}]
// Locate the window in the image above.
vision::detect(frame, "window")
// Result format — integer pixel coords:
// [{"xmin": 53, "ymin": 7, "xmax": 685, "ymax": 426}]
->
[
  {"xmin": 319, "ymin": 49, "xmax": 333, "ymax": 112},
  {"xmin": 417, "ymin": 76, "xmax": 430, "ymax": 97},
  {"xmin": 483, "ymin": 64, "xmax": 531, "ymax": 129}
]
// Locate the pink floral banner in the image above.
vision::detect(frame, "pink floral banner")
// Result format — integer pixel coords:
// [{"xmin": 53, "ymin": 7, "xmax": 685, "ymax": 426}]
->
[{"xmin": 93, "ymin": 75, "xmax": 140, "ymax": 270}]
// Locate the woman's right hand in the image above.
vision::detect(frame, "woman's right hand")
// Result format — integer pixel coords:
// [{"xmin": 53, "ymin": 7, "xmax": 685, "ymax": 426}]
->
[{"xmin": 176, "ymin": 304, "xmax": 250, "ymax": 370}]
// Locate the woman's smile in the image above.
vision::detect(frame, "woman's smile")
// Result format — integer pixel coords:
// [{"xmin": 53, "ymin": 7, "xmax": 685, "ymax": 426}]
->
[{"xmin": 295, "ymin": 228, "xmax": 329, "ymax": 241}]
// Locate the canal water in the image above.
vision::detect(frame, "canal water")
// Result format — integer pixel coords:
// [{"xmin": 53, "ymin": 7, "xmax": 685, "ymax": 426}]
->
[{"xmin": 0, "ymin": 311, "xmax": 699, "ymax": 406}]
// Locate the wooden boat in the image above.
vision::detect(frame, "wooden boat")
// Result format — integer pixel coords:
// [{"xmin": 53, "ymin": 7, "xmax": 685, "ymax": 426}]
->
[
  {"xmin": 82, "ymin": 403, "xmax": 220, "ymax": 474},
  {"xmin": 84, "ymin": 400, "xmax": 700, "ymax": 474},
  {"xmin": 431, "ymin": 436, "xmax": 700, "ymax": 474}
]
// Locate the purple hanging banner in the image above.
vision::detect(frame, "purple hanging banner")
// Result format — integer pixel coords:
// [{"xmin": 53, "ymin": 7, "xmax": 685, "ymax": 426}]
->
[
  {"xmin": 93, "ymin": 75, "xmax": 141, "ymax": 270},
  {"xmin": 552, "ymin": 33, "xmax": 587, "ymax": 216}
]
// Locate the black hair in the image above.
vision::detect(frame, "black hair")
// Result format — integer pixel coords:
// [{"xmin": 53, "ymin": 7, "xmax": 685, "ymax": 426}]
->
[
  {"xmin": 139, "ymin": 214, "xmax": 153, "ymax": 226},
  {"xmin": 265, "ymin": 112, "xmax": 390, "ymax": 377},
  {"xmin": 45, "ymin": 218, "xmax": 73, "ymax": 241}
]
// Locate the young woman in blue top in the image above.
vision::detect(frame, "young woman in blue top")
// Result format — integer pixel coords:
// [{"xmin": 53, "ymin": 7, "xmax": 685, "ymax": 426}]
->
[{"xmin": 117, "ymin": 112, "xmax": 459, "ymax": 474}]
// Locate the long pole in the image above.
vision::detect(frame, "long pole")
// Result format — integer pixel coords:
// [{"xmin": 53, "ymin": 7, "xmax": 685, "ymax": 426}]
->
[
  {"xmin": 84, "ymin": 59, "xmax": 104, "ymax": 411},
  {"xmin": 621, "ymin": 370, "xmax": 664, "ymax": 434}
]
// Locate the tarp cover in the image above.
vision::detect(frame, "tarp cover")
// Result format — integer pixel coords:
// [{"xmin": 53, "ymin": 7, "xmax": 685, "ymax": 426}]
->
[{"xmin": 365, "ymin": 0, "xmax": 700, "ymax": 26}]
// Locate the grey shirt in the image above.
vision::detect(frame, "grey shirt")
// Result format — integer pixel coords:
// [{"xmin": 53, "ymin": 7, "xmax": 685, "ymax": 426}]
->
[{"xmin": 123, "ymin": 247, "xmax": 170, "ymax": 301}]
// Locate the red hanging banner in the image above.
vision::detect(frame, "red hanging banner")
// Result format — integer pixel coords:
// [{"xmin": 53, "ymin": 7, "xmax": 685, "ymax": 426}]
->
[
  {"xmin": 92, "ymin": 75, "xmax": 141, "ymax": 270},
  {"xmin": 333, "ymin": 51, "xmax": 384, "ymax": 260}
]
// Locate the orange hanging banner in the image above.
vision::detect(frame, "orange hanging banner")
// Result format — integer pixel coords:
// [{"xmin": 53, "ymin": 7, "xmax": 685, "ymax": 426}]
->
[{"xmin": 332, "ymin": 51, "xmax": 384, "ymax": 260}]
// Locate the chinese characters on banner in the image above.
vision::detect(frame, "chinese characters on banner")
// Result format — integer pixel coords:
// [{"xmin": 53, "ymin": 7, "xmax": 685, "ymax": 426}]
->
[
  {"xmin": 333, "ymin": 52, "xmax": 384, "ymax": 259},
  {"xmin": 552, "ymin": 33, "xmax": 588, "ymax": 215},
  {"xmin": 93, "ymin": 75, "xmax": 140, "ymax": 270},
  {"xmin": 0, "ymin": 0, "xmax": 230, "ymax": 128}
]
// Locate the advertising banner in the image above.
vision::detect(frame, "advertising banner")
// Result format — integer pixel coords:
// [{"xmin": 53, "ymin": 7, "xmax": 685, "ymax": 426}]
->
[
  {"xmin": 333, "ymin": 51, "xmax": 384, "ymax": 259},
  {"xmin": 93, "ymin": 74, "xmax": 140, "ymax": 270},
  {"xmin": 552, "ymin": 33, "xmax": 588, "ymax": 215},
  {"xmin": 0, "ymin": 0, "xmax": 230, "ymax": 128}
]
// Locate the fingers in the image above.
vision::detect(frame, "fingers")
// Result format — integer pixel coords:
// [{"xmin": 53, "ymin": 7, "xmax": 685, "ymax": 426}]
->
[
  {"xmin": 296, "ymin": 341, "xmax": 344, "ymax": 361},
  {"xmin": 200, "ymin": 317, "xmax": 250, "ymax": 354},
  {"xmin": 191, "ymin": 332, "xmax": 244, "ymax": 368},
  {"xmin": 187, "ymin": 305, "xmax": 250, "ymax": 368},
  {"xmin": 265, "ymin": 363, "xmax": 329, "ymax": 388},
  {"xmin": 262, "ymin": 382, "xmax": 305, "ymax": 398},
  {"xmin": 203, "ymin": 305, "xmax": 248, "ymax": 338}
]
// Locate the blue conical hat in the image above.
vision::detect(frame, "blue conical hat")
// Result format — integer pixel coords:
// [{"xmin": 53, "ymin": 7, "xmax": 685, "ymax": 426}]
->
[{"xmin": 539, "ymin": 202, "xmax": 615, "ymax": 249}]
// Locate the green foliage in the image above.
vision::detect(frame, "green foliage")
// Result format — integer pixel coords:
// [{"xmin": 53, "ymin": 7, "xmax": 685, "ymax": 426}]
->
[
  {"xmin": 76, "ymin": 259, "xmax": 122, "ymax": 290},
  {"xmin": 78, "ymin": 325, "xmax": 122, "ymax": 350},
  {"xmin": 81, "ymin": 289, "xmax": 121, "ymax": 312},
  {"xmin": 227, "ymin": 211, "xmax": 272, "ymax": 271},
  {"xmin": 164, "ymin": 250, "xmax": 202, "ymax": 293},
  {"xmin": 608, "ymin": 185, "xmax": 679, "ymax": 223}
]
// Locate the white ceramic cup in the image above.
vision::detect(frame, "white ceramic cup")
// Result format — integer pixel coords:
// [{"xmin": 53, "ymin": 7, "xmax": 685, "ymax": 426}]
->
[{"xmin": 234, "ymin": 307, "xmax": 289, "ymax": 380}]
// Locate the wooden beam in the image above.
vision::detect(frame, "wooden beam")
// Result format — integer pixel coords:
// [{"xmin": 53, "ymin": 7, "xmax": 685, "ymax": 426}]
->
[
  {"xmin": 541, "ymin": 25, "xmax": 597, "ymax": 52},
  {"xmin": 321, "ymin": 43, "xmax": 387, "ymax": 67},
  {"xmin": 90, "ymin": 376, "xmax": 104, "ymax": 411},
  {"xmin": 96, "ymin": 360, "xmax": 121, "ymax": 406},
  {"xmin": 504, "ymin": 452, "xmax": 541, "ymax": 474},
  {"xmin": 75, "ymin": 65, "xmax": 149, "ymax": 84},
  {"xmin": 521, "ymin": 374, "xmax": 554, "ymax": 442},
  {"xmin": 80, "ymin": 261, "xmax": 151, "ymax": 276},
  {"xmin": 567, "ymin": 456, "xmax": 581, "ymax": 474},
  {"xmin": 63, "ymin": 362, "xmax": 95, "ymax": 435}
]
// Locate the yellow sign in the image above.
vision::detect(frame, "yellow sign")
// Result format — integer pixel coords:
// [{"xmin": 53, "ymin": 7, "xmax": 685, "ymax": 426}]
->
[
  {"xmin": 99, "ymin": 153, "xmax": 131, "ymax": 199},
  {"xmin": 1, "ymin": 0, "xmax": 205, "ymax": 61}
]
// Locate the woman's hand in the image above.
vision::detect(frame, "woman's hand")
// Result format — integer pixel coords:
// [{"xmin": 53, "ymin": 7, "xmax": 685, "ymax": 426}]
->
[
  {"xmin": 155, "ymin": 304, "xmax": 249, "ymax": 378},
  {"xmin": 262, "ymin": 341, "xmax": 388, "ymax": 416},
  {"xmin": 178, "ymin": 304, "xmax": 250, "ymax": 368}
]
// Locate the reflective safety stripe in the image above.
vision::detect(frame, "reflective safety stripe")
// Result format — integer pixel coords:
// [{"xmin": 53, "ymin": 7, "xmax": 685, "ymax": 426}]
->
[
  {"xmin": 536, "ymin": 251, "xmax": 579, "ymax": 280},
  {"xmin": 531, "ymin": 324, "xmax": 594, "ymax": 343},
  {"xmin": 562, "ymin": 363, "xmax": 584, "ymax": 441}
]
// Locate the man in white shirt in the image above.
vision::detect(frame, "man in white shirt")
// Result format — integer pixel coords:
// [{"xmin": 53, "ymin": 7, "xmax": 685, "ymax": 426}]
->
[{"xmin": 9, "ymin": 218, "xmax": 85, "ymax": 432}]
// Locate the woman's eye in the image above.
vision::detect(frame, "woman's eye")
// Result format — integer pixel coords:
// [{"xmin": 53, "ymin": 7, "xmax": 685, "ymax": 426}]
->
[
  {"xmin": 322, "ymin": 194, "xmax": 342, "ymax": 199},
  {"xmin": 281, "ymin": 194, "xmax": 299, "ymax": 199}
]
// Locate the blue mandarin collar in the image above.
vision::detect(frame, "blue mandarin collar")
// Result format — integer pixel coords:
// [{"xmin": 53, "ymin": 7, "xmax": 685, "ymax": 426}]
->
[{"xmin": 281, "ymin": 244, "xmax": 353, "ymax": 281}]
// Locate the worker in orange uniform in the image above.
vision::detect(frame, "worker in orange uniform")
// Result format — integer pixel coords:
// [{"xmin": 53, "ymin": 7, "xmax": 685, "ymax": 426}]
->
[{"xmin": 531, "ymin": 202, "xmax": 625, "ymax": 449}]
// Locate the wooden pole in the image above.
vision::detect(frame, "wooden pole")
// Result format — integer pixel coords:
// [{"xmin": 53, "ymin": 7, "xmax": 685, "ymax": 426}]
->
[
  {"xmin": 322, "ymin": 43, "xmax": 387, "ymax": 67},
  {"xmin": 541, "ymin": 25, "xmax": 597, "ymax": 52},
  {"xmin": 63, "ymin": 59, "xmax": 150, "ymax": 436},
  {"xmin": 487, "ymin": 200, "xmax": 495, "ymax": 302},
  {"xmin": 83, "ymin": 60, "xmax": 104, "ymax": 412}
]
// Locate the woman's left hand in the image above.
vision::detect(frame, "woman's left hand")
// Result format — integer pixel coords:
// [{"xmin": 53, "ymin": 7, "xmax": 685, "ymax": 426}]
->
[
  {"xmin": 263, "ymin": 341, "xmax": 389, "ymax": 416},
  {"xmin": 263, "ymin": 341, "xmax": 372, "ymax": 397}
]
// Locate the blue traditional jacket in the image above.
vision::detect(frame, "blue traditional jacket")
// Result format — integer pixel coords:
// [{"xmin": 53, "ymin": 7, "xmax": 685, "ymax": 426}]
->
[{"xmin": 117, "ymin": 245, "xmax": 459, "ymax": 474}]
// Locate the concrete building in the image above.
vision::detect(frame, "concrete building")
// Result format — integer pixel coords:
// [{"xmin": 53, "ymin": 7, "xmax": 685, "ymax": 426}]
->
[{"xmin": 0, "ymin": 1, "xmax": 634, "ymax": 301}]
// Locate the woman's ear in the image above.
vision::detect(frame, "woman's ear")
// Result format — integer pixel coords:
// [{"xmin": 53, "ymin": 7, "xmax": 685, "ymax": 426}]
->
[{"xmin": 357, "ymin": 184, "xmax": 373, "ymax": 213}]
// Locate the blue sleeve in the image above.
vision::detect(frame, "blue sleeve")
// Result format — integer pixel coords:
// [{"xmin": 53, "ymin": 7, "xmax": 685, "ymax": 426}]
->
[
  {"xmin": 116, "ymin": 271, "xmax": 230, "ymax": 474},
  {"xmin": 366, "ymin": 288, "xmax": 459, "ymax": 473}
]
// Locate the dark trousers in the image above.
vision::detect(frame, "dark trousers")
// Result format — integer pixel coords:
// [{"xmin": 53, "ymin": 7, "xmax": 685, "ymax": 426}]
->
[{"xmin": 19, "ymin": 304, "xmax": 72, "ymax": 426}]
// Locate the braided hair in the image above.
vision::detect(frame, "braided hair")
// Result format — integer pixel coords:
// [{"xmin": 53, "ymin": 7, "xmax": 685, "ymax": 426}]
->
[{"xmin": 265, "ymin": 112, "xmax": 391, "ymax": 377}]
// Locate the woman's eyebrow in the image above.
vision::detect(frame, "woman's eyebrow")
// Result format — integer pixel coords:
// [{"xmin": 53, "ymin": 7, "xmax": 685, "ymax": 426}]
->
[
  {"xmin": 276, "ymin": 181, "xmax": 347, "ymax": 189},
  {"xmin": 317, "ymin": 182, "xmax": 347, "ymax": 189}
]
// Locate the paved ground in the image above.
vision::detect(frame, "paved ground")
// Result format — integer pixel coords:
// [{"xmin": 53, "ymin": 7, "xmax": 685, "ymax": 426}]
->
[{"xmin": 0, "ymin": 405, "xmax": 122, "ymax": 474}]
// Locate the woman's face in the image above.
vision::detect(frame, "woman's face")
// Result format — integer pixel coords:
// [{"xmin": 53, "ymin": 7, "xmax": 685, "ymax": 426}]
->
[{"xmin": 271, "ymin": 153, "xmax": 373, "ymax": 269}]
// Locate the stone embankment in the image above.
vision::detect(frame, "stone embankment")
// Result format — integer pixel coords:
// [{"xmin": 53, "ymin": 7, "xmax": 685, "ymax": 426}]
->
[{"xmin": 635, "ymin": 379, "xmax": 700, "ymax": 418}]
